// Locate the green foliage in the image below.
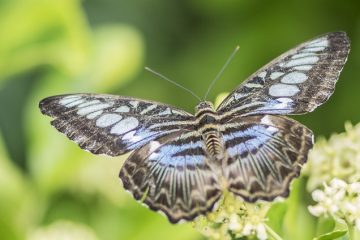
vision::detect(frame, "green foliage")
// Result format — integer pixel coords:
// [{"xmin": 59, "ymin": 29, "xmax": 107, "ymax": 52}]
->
[{"xmin": 0, "ymin": 0, "xmax": 359, "ymax": 239}]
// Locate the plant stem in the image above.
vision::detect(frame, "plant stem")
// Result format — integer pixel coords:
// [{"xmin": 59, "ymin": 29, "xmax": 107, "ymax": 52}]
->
[
  {"xmin": 348, "ymin": 224, "xmax": 360, "ymax": 240},
  {"xmin": 265, "ymin": 224, "xmax": 283, "ymax": 240}
]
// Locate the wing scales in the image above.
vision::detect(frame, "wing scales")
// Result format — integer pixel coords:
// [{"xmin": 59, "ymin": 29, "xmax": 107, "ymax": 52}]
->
[
  {"xmin": 218, "ymin": 32, "xmax": 350, "ymax": 116},
  {"xmin": 221, "ymin": 115, "xmax": 313, "ymax": 201},
  {"xmin": 40, "ymin": 94, "xmax": 194, "ymax": 156},
  {"xmin": 120, "ymin": 131, "xmax": 222, "ymax": 223}
]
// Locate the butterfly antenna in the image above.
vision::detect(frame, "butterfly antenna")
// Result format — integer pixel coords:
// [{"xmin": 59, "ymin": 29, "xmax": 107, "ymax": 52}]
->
[
  {"xmin": 203, "ymin": 45, "xmax": 240, "ymax": 101},
  {"xmin": 145, "ymin": 67, "xmax": 202, "ymax": 102}
]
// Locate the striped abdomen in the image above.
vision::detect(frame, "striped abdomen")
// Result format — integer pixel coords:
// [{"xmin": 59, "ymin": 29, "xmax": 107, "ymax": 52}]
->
[
  {"xmin": 195, "ymin": 101, "xmax": 225, "ymax": 161},
  {"xmin": 203, "ymin": 129, "xmax": 224, "ymax": 160}
]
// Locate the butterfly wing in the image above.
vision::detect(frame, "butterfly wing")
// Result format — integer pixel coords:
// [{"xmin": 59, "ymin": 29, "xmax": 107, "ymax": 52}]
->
[
  {"xmin": 217, "ymin": 32, "xmax": 350, "ymax": 116},
  {"xmin": 39, "ymin": 94, "xmax": 195, "ymax": 156},
  {"xmin": 221, "ymin": 115, "xmax": 313, "ymax": 201},
  {"xmin": 120, "ymin": 130, "xmax": 222, "ymax": 223}
]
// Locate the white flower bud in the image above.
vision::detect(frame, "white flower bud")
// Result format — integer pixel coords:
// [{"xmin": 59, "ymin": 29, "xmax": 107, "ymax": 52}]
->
[
  {"xmin": 308, "ymin": 205, "xmax": 326, "ymax": 217},
  {"xmin": 349, "ymin": 182, "xmax": 360, "ymax": 194},
  {"xmin": 256, "ymin": 223, "xmax": 268, "ymax": 240},
  {"xmin": 329, "ymin": 204, "xmax": 339, "ymax": 214},
  {"xmin": 330, "ymin": 178, "xmax": 347, "ymax": 189},
  {"xmin": 343, "ymin": 201, "xmax": 357, "ymax": 213},
  {"xmin": 333, "ymin": 189, "xmax": 346, "ymax": 201},
  {"xmin": 324, "ymin": 185, "xmax": 337, "ymax": 195},
  {"xmin": 228, "ymin": 214, "xmax": 241, "ymax": 231},
  {"xmin": 242, "ymin": 223, "xmax": 253, "ymax": 236},
  {"xmin": 312, "ymin": 190, "xmax": 326, "ymax": 202}
]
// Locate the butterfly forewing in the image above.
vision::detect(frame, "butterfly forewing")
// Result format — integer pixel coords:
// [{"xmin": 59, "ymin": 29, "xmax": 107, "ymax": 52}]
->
[
  {"xmin": 39, "ymin": 94, "xmax": 195, "ymax": 156},
  {"xmin": 218, "ymin": 32, "xmax": 350, "ymax": 116},
  {"xmin": 221, "ymin": 115, "xmax": 313, "ymax": 201},
  {"xmin": 120, "ymin": 130, "xmax": 222, "ymax": 223}
]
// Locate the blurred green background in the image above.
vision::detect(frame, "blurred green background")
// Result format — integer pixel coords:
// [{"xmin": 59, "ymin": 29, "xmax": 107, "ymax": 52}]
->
[{"xmin": 0, "ymin": 0, "xmax": 359, "ymax": 239}]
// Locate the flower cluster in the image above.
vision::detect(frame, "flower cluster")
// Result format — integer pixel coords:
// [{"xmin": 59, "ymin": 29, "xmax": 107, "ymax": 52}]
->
[
  {"xmin": 193, "ymin": 193, "xmax": 273, "ymax": 240},
  {"xmin": 308, "ymin": 178, "xmax": 360, "ymax": 230},
  {"xmin": 305, "ymin": 122, "xmax": 360, "ymax": 191},
  {"xmin": 306, "ymin": 122, "xmax": 360, "ymax": 231}
]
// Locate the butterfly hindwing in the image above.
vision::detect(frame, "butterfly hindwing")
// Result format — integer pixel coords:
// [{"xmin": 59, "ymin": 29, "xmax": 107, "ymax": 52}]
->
[
  {"xmin": 39, "ymin": 94, "xmax": 194, "ymax": 156},
  {"xmin": 221, "ymin": 115, "xmax": 313, "ymax": 201},
  {"xmin": 217, "ymin": 32, "xmax": 350, "ymax": 116},
  {"xmin": 120, "ymin": 130, "xmax": 222, "ymax": 223}
]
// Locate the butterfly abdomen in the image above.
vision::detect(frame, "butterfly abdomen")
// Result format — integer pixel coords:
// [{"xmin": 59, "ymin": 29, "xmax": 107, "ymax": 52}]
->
[
  {"xmin": 195, "ymin": 101, "xmax": 225, "ymax": 160},
  {"xmin": 203, "ymin": 130, "xmax": 224, "ymax": 160}
]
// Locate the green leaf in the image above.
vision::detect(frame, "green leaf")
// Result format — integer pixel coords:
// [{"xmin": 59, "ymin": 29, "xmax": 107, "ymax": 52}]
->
[
  {"xmin": 315, "ymin": 217, "xmax": 336, "ymax": 237},
  {"xmin": 283, "ymin": 178, "xmax": 317, "ymax": 240},
  {"xmin": 314, "ymin": 221, "xmax": 348, "ymax": 240},
  {"xmin": 267, "ymin": 202, "xmax": 287, "ymax": 235},
  {"xmin": 313, "ymin": 229, "xmax": 347, "ymax": 240}
]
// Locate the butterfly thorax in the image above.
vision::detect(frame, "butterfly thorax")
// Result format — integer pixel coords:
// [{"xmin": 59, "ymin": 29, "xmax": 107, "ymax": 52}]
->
[{"xmin": 195, "ymin": 101, "xmax": 225, "ymax": 161}]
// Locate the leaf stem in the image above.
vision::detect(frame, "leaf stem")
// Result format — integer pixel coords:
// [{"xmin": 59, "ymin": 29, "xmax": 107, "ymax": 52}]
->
[{"xmin": 265, "ymin": 224, "xmax": 283, "ymax": 240}]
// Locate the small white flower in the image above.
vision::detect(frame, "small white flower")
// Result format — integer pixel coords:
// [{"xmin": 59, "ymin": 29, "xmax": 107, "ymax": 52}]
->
[
  {"xmin": 312, "ymin": 189, "xmax": 326, "ymax": 202},
  {"xmin": 308, "ymin": 205, "xmax": 326, "ymax": 217},
  {"xmin": 329, "ymin": 204, "xmax": 339, "ymax": 214},
  {"xmin": 256, "ymin": 223, "xmax": 268, "ymax": 240},
  {"xmin": 333, "ymin": 189, "xmax": 346, "ymax": 201},
  {"xmin": 193, "ymin": 193, "xmax": 272, "ymax": 240},
  {"xmin": 242, "ymin": 223, "xmax": 253, "ymax": 236},
  {"xmin": 228, "ymin": 214, "xmax": 241, "ymax": 231},
  {"xmin": 349, "ymin": 182, "xmax": 360, "ymax": 194},
  {"xmin": 343, "ymin": 201, "xmax": 356, "ymax": 213},
  {"xmin": 330, "ymin": 178, "xmax": 347, "ymax": 189}
]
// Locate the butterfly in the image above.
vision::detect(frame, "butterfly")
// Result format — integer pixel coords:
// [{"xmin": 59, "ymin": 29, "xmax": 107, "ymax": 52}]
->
[{"xmin": 39, "ymin": 32, "xmax": 350, "ymax": 223}]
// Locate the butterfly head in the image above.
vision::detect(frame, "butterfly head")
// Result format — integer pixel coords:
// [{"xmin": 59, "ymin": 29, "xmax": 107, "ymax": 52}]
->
[{"xmin": 195, "ymin": 101, "xmax": 215, "ymax": 115}]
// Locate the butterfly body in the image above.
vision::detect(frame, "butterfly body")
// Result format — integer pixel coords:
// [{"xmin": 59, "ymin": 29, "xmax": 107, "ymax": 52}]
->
[
  {"xmin": 195, "ymin": 101, "xmax": 225, "ymax": 163},
  {"xmin": 40, "ymin": 32, "xmax": 350, "ymax": 223}
]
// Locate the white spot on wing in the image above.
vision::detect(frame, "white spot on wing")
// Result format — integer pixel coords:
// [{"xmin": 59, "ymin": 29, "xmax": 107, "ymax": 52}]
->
[
  {"xmin": 270, "ymin": 72, "xmax": 284, "ymax": 80},
  {"xmin": 276, "ymin": 97, "xmax": 293, "ymax": 108},
  {"xmin": 307, "ymin": 39, "xmax": 328, "ymax": 48},
  {"xmin": 130, "ymin": 101, "xmax": 139, "ymax": 108},
  {"xmin": 284, "ymin": 56, "xmax": 319, "ymax": 67},
  {"xmin": 158, "ymin": 107, "xmax": 171, "ymax": 115},
  {"xmin": 77, "ymin": 103, "xmax": 112, "ymax": 115},
  {"xmin": 122, "ymin": 130, "xmax": 142, "ymax": 142},
  {"xmin": 140, "ymin": 104, "xmax": 157, "ymax": 114},
  {"xmin": 149, "ymin": 141, "xmax": 161, "ymax": 152},
  {"xmin": 65, "ymin": 99, "xmax": 86, "ymax": 107},
  {"xmin": 78, "ymin": 100, "xmax": 101, "ymax": 108},
  {"xmin": 281, "ymin": 72, "xmax": 308, "ymax": 84},
  {"xmin": 302, "ymin": 46, "xmax": 326, "ymax": 52},
  {"xmin": 269, "ymin": 84, "xmax": 299, "ymax": 97},
  {"xmin": 294, "ymin": 65, "xmax": 313, "ymax": 71},
  {"xmin": 234, "ymin": 92, "xmax": 247, "ymax": 100},
  {"xmin": 59, "ymin": 96, "xmax": 82, "ymax": 105},
  {"xmin": 86, "ymin": 110, "xmax": 103, "ymax": 119},
  {"xmin": 111, "ymin": 117, "xmax": 139, "ymax": 135},
  {"xmin": 260, "ymin": 115, "xmax": 273, "ymax": 125},
  {"xmin": 115, "ymin": 106, "xmax": 130, "ymax": 113},
  {"xmin": 258, "ymin": 71, "xmax": 267, "ymax": 78},
  {"xmin": 96, "ymin": 113, "xmax": 122, "ymax": 127},
  {"xmin": 245, "ymin": 83, "xmax": 262, "ymax": 88},
  {"xmin": 291, "ymin": 52, "xmax": 317, "ymax": 59}
]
